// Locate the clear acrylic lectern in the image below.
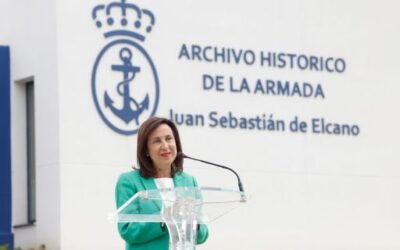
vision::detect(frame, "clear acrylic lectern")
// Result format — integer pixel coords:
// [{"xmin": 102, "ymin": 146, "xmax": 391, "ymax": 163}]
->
[{"xmin": 110, "ymin": 187, "xmax": 247, "ymax": 250}]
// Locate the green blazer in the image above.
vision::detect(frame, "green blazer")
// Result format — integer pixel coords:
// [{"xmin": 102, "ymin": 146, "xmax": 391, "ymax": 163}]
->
[{"xmin": 115, "ymin": 170, "xmax": 209, "ymax": 250}]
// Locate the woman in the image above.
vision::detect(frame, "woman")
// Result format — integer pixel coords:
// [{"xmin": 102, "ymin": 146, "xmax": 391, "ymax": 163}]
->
[{"xmin": 115, "ymin": 117, "xmax": 209, "ymax": 250}]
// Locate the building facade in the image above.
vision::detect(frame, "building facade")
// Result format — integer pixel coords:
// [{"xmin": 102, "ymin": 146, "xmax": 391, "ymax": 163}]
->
[{"xmin": 1, "ymin": 0, "xmax": 400, "ymax": 249}]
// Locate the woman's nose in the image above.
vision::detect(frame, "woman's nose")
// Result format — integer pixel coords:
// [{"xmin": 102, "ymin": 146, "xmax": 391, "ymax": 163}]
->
[{"xmin": 160, "ymin": 140, "xmax": 167, "ymax": 149}]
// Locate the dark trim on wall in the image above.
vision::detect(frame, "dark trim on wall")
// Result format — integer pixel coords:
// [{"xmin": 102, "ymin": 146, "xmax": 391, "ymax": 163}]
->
[{"xmin": 0, "ymin": 46, "xmax": 14, "ymax": 250}]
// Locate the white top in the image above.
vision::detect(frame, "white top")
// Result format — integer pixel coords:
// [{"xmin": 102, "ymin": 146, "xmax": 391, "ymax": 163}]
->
[
  {"xmin": 154, "ymin": 178, "xmax": 175, "ymax": 207},
  {"xmin": 154, "ymin": 177, "xmax": 174, "ymax": 190}
]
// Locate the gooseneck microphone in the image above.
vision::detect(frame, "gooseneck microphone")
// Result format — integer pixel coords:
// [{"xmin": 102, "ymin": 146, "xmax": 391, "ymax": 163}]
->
[{"xmin": 178, "ymin": 152, "xmax": 246, "ymax": 202}]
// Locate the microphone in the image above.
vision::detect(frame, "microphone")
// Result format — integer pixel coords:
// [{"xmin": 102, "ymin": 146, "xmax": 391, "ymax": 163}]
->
[{"xmin": 178, "ymin": 152, "xmax": 246, "ymax": 202}]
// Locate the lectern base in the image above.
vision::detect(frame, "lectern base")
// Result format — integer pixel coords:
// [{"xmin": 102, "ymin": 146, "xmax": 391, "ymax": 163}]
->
[{"xmin": 170, "ymin": 241, "xmax": 195, "ymax": 250}]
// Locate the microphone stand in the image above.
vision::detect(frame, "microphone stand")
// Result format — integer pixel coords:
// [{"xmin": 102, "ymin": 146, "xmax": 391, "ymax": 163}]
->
[{"xmin": 180, "ymin": 153, "xmax": 246, "ymax": 202}]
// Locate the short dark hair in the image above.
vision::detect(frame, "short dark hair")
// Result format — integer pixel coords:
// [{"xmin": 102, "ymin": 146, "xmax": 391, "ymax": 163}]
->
[{"xmin": 137, "ymin": 117, "xmax": 183, "ymax": 178}]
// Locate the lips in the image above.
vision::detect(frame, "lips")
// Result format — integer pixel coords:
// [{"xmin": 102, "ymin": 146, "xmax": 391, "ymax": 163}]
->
[{"xmin": 160, "ymin": 152, "xmax": 172, "ymax": 157}]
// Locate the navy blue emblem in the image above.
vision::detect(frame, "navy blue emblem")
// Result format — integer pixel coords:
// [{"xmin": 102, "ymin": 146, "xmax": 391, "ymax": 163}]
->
[{"xmin": 91, "ymin": 0, "xmax": 159, "ymax": 135}]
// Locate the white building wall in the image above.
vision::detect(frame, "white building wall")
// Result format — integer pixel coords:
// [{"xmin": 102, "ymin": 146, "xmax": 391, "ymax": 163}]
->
[
  {"xmin": 56, "ymin": 0, "xmax": 400, "ymax": 249},
  {"xmin": 2, "ymin": 0, "xmax": 400, "ymax": 249},
  {"xmin": 0, "ymin": 0, "xmax": 60, "ymax": 249}
]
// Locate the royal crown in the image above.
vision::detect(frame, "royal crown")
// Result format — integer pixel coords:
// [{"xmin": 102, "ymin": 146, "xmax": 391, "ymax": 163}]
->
[{"xmin": 92, "ymin": 0, "xmax": 155, "ymax": 41}]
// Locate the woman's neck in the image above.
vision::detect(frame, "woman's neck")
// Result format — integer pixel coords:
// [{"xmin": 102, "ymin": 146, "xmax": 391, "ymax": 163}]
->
[{"xmin": 155, "ymin": 167, "xmax": 172, "ymax": 178}]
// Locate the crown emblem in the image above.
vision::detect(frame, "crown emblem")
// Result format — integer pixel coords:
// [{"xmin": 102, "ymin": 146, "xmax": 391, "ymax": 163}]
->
[{"xmin": 92, "ymin": 0, "xmax": 155, "ymax": 41}]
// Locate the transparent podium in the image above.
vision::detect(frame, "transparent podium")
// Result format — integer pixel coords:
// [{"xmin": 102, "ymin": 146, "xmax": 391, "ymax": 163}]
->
[{"xmin": 110, "ymin": 187, "xmax": 247, "ymax": 250}]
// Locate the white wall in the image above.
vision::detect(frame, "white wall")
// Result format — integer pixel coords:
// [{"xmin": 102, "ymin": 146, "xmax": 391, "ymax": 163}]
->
[
  {"xmin": 2, "ymin": 0, "xmax": 400, "ymax": 249},
  {"xmin": 57, "ymin": 0, "xmax": 400, "ymax": 249},
  {"xmin": 0, "ymin": 0, "xmax": 60, "ymax": 249}
]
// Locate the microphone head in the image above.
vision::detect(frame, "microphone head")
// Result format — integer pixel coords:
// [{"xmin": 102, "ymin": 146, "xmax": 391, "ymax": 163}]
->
[{"xmin": 177, "ymin": 152, "xmax": 187, "ymax": 159}]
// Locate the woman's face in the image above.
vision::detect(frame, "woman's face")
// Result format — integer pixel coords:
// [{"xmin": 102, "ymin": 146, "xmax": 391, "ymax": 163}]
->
[{"xmin": 147, "ymin": 124, "xmax": 177, "ymax": 175}]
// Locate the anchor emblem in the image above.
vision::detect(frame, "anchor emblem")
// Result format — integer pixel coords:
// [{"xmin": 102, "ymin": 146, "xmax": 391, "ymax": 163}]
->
[
  {"xmin": 91, "ymin": 0, "xmax": 159, "ymax": 135},
  {"xmin": 104, "ymin": 47, "xmax": 149, "ymax": 125}
]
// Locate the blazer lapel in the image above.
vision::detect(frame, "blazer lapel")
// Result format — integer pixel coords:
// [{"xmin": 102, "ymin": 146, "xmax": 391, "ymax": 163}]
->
[
  {"xmin": 140, "ymin": 175, "xmax": 157, "ymax": 191},
  {"xmin": 138, "ymin": 172, "xmax": 185, "ymax": 212},
  {"xmin": 173, "ymin": 172, "xmax": 184, "ymax": 187},
  {"xmin": 139, "ymin": 175, "xmax": 162, "ymax": 211}
]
